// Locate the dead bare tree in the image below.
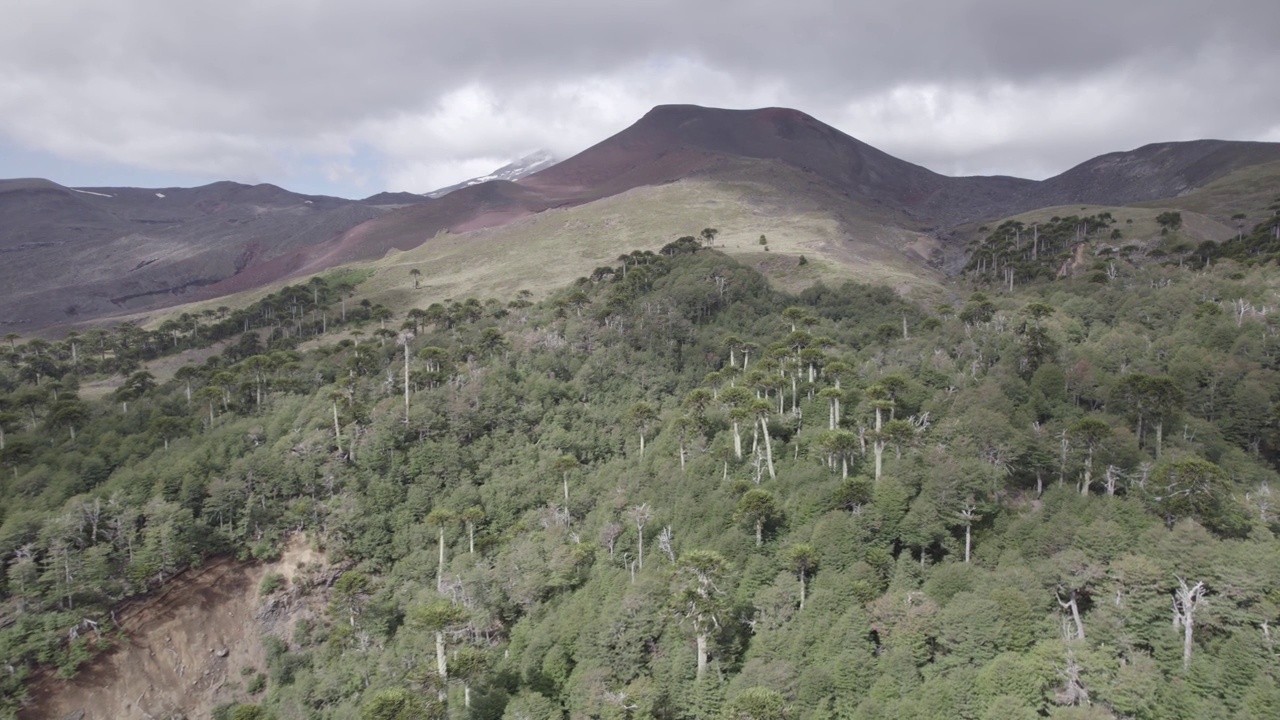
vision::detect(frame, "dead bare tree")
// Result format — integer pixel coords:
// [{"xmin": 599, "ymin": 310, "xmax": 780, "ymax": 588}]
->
[
  {"xmin": 1172, "ymin": 577, "xmax": 1207, "ymax": 670},
  {"xmin": 657, "ymin": 526, "xmax": 676, "ymax": 563},
  {"xmin": 599, "ymin": 522, "xmax": 623, "ymax": 559},
  {"xmin": 625, "ymin": 503, "xmax": 653, "ymax": 571},
  {"xmin": 1057, "ymin": 586, "xmax": 1087, "ymax": 642}
]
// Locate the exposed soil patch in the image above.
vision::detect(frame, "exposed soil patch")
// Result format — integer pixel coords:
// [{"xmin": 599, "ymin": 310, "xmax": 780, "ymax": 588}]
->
[{"xmin": 20, "ymin": 536, "xmax": 328, "ymax": 720}]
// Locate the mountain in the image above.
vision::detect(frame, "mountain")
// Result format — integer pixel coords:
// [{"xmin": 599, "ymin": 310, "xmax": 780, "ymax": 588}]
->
[
  {"xmin": 1034, "ymin": 139, "xmax": 1280, "ymax": 206},
  {"xmin": 0, "ymin": 179, "xmax": 421, "ymax": 330},
  {"xmin": 290, "ymin": 105, "xmax": 1279, "ymax": 274},
  {"xmin": 518, "ymin": 105, "xmax": 1036, "ymax": 225},
  {"xmin": 361, "ymin": 191, "xmax": 432, "ymax": 206},
  {"xmin": 4, "ymin": 105, "xmax": 1279, "ymax": 332},
  {"xmin": 425, "ymin": 150, "xmax": 559, "ymax": 198}
]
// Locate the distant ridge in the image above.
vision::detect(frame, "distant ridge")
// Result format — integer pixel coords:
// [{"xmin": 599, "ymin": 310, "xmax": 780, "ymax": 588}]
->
[
  {"xmin": 1035, "ymin": 139, "xmax": 1280, "ymax": 206},
  {"xmin": 4, "ymin": 105, "xmax": 1280, "ymax": 330},
  {"xmin": 0, "ymin": 179, "xmax": 415, "ymax": 328}
]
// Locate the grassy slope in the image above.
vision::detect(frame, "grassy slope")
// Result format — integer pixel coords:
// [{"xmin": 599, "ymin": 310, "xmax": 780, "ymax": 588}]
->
[
  {"xmin": 947, "ymin": 203, "xmax": 1237, "ymax": 265},
  {"xmin": 367, "ymin": 178, "xmax": 941, "ymax": 312},
  {"xmin": 80, "ymin": 176, "xmax": 942, "ymax": 395},
  {"xmin": 1135, "ymin": 160, "xmax": 1280, "ymax": 220},
  {"xmin": 126, "ymin": 176, "xmax": 943, "ymax": 332}
]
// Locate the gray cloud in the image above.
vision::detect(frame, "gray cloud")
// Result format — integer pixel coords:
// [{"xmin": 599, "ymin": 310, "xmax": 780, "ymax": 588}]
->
[{"xmin": 2, "ymin": 0, "xmax": 1277, "ymax": 195}]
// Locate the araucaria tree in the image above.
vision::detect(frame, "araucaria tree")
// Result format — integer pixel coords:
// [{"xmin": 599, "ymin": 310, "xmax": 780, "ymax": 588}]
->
[
  {"xmin": 785, "ymin": 544, "xmax": 818, "ymax": 610},
  {"xmin": 1070, "ymin": 417, "xmax": 1110, "ymax": 495},
  {"xmin": 552, "ymin": 454, "xmax": 581, "ymax": 504},
  {"xmin": 1114, "ymin": 374, "xmax": 1183, "ymax": 459},
  {"xmin": 408, "ymin": 599, "xmax": 469, "ymax": 701},
  {"xmin": 628, "ymin": 401, "xmax": 658, "ymax": 458},
  {"xmin": 751, "ymin": 398, "xmax": 777, "ymax": 480},
  {"xmin": 626, "ymin": 502, "xmax": 653, "ymax": 571},
  {"xmin": 673, "ymin": 550, "xmax": 731, "ymax": 680},
  {"xmin": 736, "ymin": 489, "xmax": 782, "ymax": 546},
  {"xmin": 864, "ymin": 384, "xmax": 893, "ymax": 484},
  {"xmin": 425, "ymin": 508, "xmax": 456, "ymax": 592},
  {"xmin": 721, "ymin": 386, "xmax": 753, "ymax": 460}
]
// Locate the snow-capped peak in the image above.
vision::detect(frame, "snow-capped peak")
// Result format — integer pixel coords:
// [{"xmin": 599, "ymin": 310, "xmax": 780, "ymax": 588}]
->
[{"xmin": 425, "ymin": 150, "xmax": 559, "ymax": 198}]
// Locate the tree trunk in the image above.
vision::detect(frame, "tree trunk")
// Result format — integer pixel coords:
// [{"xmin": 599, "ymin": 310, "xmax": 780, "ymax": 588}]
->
[
  {"xmin": 755, "ymin": 519, "xmax": 763, "ymax": 546},
  {"xmin": 435, "ymin": 630, "xmax": 448, "ymax": 700},
  {"xmin": 732, "ymin": 421, "xmax": 742, "ymax": 460},
  {"xmin": 639, "ymin": 432, "xmax": 645, "ymax": 459},
  {"xmin": 696, "ymin": 633, "xmax": 708, "ymax": 680},
  {"xmin": 1059, "ymin": 593, "xmax": 1085, "ymax": 641},
  {"xmin": 403, "ymin": 343, "xmax": 411, "ymax": 423},
  {"xmin": 873, "ymin": 407, "xmax": 884, "ymax": 484},
  {"xmin": 760, "ymin": 416, "xmax": 776, "ymax": 480},
  {"xmin": 965, "ymin": 522, "xmax": 972, "ymax": 563},
  {"xmin": 1173, "ymin": 579, "xmax": 1206, "ymax": 671},
  {"xmin": 332, "ymin": 402, "xmax": 341, "ymax": 449},
  {"xmin": 1059, "ymin": 434, "xmax": 1069, "ymax": 486},
  {"xmin": 1182, "ymin": 606, "xmax": 1195, "ymax": 671},
  {"xmin": 437, "ymin": 526, "xmax": 445, "ymax": 592},
  {"xmin": 1155, "ymin": 421, "xmax": 1164, "ymax": 461},
  {"xmin": 468, "ymin": 522, "xmax": 475, "ymax": 554},
  {"xmin": 1081, "ymin": 447, "xmax": 1094, "ymax": 495},
  {"xmin": 799, "ymin": 572, "xmax": 807, "ymax": 610}
]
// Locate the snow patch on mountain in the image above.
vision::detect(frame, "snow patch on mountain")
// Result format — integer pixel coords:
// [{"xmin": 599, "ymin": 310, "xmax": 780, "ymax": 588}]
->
[{"xmin": 425, "ymin": 150, "xmax": 558, "ymax": 198}]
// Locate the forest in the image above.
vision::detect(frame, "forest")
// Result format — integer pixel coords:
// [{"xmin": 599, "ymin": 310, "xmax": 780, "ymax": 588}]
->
[{"xmin": 2, "ymin": 226, "xmax": 1280, "ymax": 720}]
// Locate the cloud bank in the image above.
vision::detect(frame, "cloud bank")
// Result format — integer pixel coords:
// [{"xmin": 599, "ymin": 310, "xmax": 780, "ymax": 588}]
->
[{"xmin": 2, "ymin": 0, "xmax": 1276, "ymax": 196}]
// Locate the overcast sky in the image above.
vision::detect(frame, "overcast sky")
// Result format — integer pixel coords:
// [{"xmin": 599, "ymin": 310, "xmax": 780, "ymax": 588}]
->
[{"xmin": 3, "ymin": 0, "xmax": 1277, "ymax": 198}]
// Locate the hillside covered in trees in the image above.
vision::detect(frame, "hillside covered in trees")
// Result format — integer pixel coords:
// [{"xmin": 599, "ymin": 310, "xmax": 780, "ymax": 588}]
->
[{"xmin": 3, "ymin": 236, "xmax": 1280, "ymax": 720}]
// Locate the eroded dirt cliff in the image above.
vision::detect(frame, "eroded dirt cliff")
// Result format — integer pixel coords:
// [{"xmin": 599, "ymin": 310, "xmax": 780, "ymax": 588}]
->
[{"xmin": 20, "ymin": 535, "xmax": 329, "ymax": 720}]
